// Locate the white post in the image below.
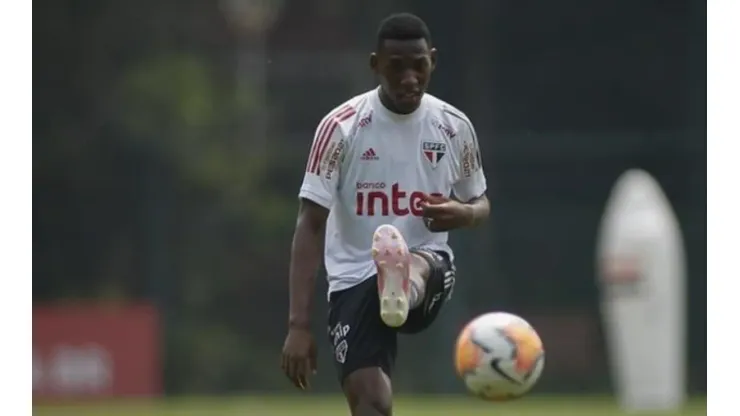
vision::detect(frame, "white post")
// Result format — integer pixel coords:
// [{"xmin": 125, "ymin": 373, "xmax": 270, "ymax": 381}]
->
[{"xmin": 596, "ymin": 169, "xmax": 687, "ymax": 412}]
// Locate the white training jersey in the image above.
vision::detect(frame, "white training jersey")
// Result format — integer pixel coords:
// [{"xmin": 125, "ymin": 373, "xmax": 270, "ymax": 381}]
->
[{"xmin": 299, "ymin": 87, "xmax": 487, "ymax": 296}]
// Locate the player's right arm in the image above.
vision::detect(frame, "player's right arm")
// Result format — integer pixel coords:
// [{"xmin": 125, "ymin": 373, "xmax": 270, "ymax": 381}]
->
[
  {"xmin": 288, "ymin": 199, "xmax": 329, "ymax": 330},
  {"xmin": 289, "ymin": 108, "xmax": 348, "ymax": 329},
  {"xmin": 282, "ymin": 108, "xmax": 349, "ymax": 389}
]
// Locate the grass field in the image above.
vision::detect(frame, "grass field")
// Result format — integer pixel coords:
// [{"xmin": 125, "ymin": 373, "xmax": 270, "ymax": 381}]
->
[{"xmin": 34, "ymin": 395, "xmax": 706, "ymax": 416}]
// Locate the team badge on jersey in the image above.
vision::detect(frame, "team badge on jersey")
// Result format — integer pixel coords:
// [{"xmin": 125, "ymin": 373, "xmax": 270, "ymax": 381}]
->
[{"xmin": 422, "ymin": 142, "xmax": 447, "ymax": 168}]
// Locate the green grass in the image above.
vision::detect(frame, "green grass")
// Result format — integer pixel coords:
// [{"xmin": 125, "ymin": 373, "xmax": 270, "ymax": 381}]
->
[{"xmin": 34, "ymin": 395, "xmax": 706, "ymax": 416}]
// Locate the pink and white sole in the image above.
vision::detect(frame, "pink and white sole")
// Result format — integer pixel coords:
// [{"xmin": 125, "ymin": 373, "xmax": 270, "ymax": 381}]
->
[{"xmin": 371, "ymin": 224, "xmax": 411, "ymax": 328}]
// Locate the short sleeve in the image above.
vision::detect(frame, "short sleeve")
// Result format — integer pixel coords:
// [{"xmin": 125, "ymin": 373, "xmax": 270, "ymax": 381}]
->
[
  {"xmin": 451, "ymin": 120, "xmax": 487, "ymax": 202},
  {"xmin": 298, "ymin": 108, "xmax": 352, "ymax": 209}
]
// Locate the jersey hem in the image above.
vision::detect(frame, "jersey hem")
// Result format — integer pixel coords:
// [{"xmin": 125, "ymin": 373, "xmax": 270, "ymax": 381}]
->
[{"xmin": 325, "ymin": 244, "xmax": 455, "ymax": 300}]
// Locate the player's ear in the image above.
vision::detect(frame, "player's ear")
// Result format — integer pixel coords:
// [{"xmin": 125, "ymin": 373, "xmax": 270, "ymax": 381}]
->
[
  {"xmin": 430, "ymin": 48, "xmax": 438, "ymax": 72},
  {"xmin": 369, "ymin": 52, "xmax": 379, "ymax": 73}
]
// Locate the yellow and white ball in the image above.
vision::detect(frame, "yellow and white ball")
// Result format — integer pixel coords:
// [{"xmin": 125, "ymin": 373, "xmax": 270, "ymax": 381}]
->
[{"xmin": 454, "ymin": 312, "xmax": 545, "ymax": 401}]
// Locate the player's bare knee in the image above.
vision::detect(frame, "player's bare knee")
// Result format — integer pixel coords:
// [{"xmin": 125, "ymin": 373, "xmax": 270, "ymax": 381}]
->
[
  {"xmin": 410, "ymin": 252, "xmax": 432, "ymax": 282},
  {"xmin": 343, "ymin": 368, "xmax": 393, "ymax": 416}
]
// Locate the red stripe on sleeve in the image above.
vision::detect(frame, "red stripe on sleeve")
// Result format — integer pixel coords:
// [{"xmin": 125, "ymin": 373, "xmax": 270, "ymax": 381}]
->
[
  {"xmin": 305, "ymin": 105, "xmax": 351, "ymax": 173},
  {"xmin": 308, "ymin": 106, "xmax": 355, "ymax": 174}
]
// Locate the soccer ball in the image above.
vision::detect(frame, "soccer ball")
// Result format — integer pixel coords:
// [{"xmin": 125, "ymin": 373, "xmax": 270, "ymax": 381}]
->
[{"xmin": 454, "ymin": 312, "xmax": 545, "ymax": 401}]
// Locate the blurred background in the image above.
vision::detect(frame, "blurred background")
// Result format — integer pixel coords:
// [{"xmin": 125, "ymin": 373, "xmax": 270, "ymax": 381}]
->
[{"xmin": 33, "ymin": 0, "xmax": 706, "ymax": 413}]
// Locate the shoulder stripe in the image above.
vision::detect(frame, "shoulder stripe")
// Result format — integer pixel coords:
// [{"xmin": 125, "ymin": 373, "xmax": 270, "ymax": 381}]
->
[
  {"xmin": 306, "ymin": 105, "xmax": 350, "ymax": 172},
  {"xmin": 308, "ymin": 106, "xmax": 356, "ymax": 174},
  {"xmin": 314, "ymin": 108, "xmax": 356, "ymax": 175},
  {"xmin": 442, "ymin": 106, "xmax": 466, "ymax": 120},
  {"xmin": 442, "ymin": 108, "xmax": 478, "ymax": 144},
  {"xmin": 306, "ymin": 105, "xmax": 353, "ymax": 174}
]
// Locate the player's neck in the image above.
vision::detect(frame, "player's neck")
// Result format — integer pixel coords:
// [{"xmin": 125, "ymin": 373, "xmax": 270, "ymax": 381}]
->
[
  {"xmin": 375, "ymin": 87, "xmax": 424, "ymax": 123},
  {"xmin": 377, "ymin": 88, "xmax": 420, "ymax": 116}
]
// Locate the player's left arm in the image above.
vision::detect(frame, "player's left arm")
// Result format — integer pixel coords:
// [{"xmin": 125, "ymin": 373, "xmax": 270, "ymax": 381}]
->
[
  {"xmin": 457, "ymin": 193, "xmax": 490, "ymax": 228},
  {"xmin": 422, "ymin": 116, "xmax": 490, "ymax": 231},
  {"xmin": 450, "ymin": 116, "xmax": 489, "ymax": 227}
]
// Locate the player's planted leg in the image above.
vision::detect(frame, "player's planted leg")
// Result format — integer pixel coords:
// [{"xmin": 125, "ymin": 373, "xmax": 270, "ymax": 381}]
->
[{"xmin": 343, "ymin": 367, "xmax": 393, "ymax": 416}]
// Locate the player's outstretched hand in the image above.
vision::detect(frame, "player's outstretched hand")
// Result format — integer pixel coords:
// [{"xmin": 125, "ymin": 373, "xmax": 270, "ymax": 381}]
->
[
  {"xmin": 281, "ymin": 328, "xmax": 317, "ymax": 390},
  {"xmin": 420, "ymin": 194, "xmax": 474, "ymax": 232}
]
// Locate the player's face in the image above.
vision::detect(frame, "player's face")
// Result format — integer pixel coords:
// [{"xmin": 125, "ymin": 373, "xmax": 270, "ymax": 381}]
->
[{"xmin": 371, "ymin": 39, "xmax": 436, "ymax": 114}]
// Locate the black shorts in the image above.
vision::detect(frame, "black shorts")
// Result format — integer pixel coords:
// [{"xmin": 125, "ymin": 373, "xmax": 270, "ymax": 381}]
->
[{"xmin": 326, "ymin": 249, "xmax": 456, "ymax": 383}]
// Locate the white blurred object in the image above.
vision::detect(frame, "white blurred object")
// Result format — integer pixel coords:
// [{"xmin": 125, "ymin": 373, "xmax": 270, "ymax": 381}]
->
[
  {"xmin": 33, "ymin": 350, "xmax": 44, "ymax": 391},
  {"xmin": 596, "ymin": 169, "xmax": 687, "ymax": 412},
  {"xmin": 48, "ymin": 344, "xmax": 113, "ymax": 394}
]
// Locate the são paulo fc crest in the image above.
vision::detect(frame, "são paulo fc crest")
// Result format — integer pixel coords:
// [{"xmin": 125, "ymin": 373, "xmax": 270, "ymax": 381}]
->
[{"xmin": 422, "ymin": 141, "xmax": 447, "ymax": 168}]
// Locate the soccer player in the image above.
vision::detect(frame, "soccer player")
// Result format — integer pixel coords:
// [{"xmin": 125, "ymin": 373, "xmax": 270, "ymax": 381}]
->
[{"xmin": 280, "ymin": 12, "xmax": 490, "ymax": 416}]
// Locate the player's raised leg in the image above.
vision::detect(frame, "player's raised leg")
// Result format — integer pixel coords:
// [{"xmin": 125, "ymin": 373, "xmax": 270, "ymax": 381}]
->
[
  {"xmin": 372, "ymin": 224, "xmax": 433, "ymax": 328},
  {"xmin": 372, "ymin": 224, "xmax": 412, "ymax": 327}
]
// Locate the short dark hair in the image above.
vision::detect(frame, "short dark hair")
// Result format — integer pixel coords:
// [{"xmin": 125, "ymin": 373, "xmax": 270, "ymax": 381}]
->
[{"xmin": 376, "ymin": 13, "xmax": 432, "ymax": 50}]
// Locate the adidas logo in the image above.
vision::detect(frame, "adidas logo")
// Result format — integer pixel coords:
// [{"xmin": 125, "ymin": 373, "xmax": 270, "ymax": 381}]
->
[{"xmin": 360, "ymin": 148, "xmax": 379, "ymax": 161}]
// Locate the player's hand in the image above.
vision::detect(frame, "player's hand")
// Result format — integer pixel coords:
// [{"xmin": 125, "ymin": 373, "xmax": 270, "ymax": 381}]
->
[
  {"xmin": 281, "ymin": 327, "xmax": 317, "ymax": 390},
  {"xmin": 420, "ymin": 194, "xmax": 474, "ymax": 232}
]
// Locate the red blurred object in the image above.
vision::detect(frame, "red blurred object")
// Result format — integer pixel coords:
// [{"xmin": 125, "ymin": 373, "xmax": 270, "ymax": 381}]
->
[{"xmin": 33, "ymin": 303, "xmax": 162, "ymax": 400}]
